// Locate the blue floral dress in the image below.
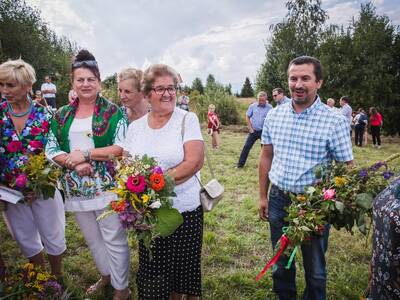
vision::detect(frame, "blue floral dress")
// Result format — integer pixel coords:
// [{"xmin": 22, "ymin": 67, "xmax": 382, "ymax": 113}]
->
[
  {"xmin": 371, "ymin": 176, "xmax": 400, "ymax": 299},
  {"xmin": 0, "ymin": 99, "xmax": 51, "ymax": 190}
]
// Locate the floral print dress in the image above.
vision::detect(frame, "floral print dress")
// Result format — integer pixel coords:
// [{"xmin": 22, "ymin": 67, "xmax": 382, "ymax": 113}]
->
[
  {"xmin": 371, "ymin": 176, "xmax": 400, "ymax": 299},
  {"xmin": 0, "ymin": 99, "xmax": 51, "ymax": 191}
]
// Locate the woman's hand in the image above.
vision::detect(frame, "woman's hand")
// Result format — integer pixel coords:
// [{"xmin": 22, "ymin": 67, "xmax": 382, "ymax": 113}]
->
[
  {"xmin": 74, "ymin": 162, "xmax": 94, "ymax": 177},
  {"xmin": 67, "ymin": 150, "xmax": 86, "ymax": 168}
]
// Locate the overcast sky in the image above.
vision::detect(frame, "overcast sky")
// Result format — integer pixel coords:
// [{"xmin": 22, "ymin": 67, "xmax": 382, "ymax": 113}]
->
[{"xmin": 26, "ymin": 0, "xmax": 399, "ymax": 92}]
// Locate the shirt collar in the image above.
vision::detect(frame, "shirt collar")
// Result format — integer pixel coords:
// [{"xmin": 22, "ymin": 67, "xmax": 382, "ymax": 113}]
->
[{"xmin": 290, "ymin": 95, "xmax": 321, "ymax": 115}]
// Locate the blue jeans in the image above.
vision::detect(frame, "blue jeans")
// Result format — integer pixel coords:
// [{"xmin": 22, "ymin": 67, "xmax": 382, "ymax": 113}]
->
[
  {"xmin": 237, "ymin": 130, "xmax": 262, "ymax": 167},
  {"xmin": 268, "ymin": 185, "xmax": 330, "ymax": 300}
]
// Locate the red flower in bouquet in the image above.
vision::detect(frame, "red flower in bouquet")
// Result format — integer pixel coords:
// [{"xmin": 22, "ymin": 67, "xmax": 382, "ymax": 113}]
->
[
  {"xmin": 7, "ymin": 140, "xmax": 23, "ymax": 153},
  {"xmin": 150, "ymin": 173, "xmax": 165, "ymax": 191},
  {"xmin": 111, "ymin": 200, "xmax": 127, "ymax": 212},
  {"xmin": 41, "ymin": 120, "xmax": 49, "ymax": 132},
  {"xmin": 30, "ymin": 126, "xmax": 42, "ymax": 136},
  {"xmin": 28, "ymin": 140, "xmax": 43, "ymax": 150},
  {"xmin": 323, "ymin": 188, "xmax": 335, "ymax": 200},
  {"xmin": 15, "ymin": 173, "xmax": 28, "ymax": 188},
  {"xmin": 126, "ymin": 175, "xmax": 146, "ymax": 193}
]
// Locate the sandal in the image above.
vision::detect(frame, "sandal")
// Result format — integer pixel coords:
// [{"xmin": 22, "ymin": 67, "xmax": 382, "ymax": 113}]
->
[
  {"xmin": 113, "ymin": 290, "xmax": 131, "ymax": 300},
  {"xmin": 86, "ymin": 277, "xmax": 111, "ymax": 295}
]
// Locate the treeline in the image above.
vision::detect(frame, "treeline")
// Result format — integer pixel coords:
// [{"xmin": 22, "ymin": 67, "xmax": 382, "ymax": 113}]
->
[
  {"xmin": 0, "ymin": 0, "xmax": 76, "ymax": 106},
  {"xmin": 256, "ymin": 0, "xmax": 400, "ymax": 135}
]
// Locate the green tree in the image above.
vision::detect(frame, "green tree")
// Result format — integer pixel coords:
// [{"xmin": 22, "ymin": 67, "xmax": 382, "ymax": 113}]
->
[
  {"xmin": 191, "ymin": 77, "xmax": 204, "ymax": 94},
  {"xmin": 0, "ymin": 0, "xmax": 76, "ymax": 107},
  {"xmin": 240, "ymin": 77, "xmax": 254, "ymax": 97},
  {"xmin": 256, "ymin": 0, "xmax": 327, "ymax": 93},
  {"xmin": 205, "ymin": 74, "xmax": 216, "ymax": 90}
]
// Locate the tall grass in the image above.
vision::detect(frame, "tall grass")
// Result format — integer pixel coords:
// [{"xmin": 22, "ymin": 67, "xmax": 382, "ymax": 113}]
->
[{"xmin": 0, "ymin": 130, "xmax": 398, "ymax": 299}]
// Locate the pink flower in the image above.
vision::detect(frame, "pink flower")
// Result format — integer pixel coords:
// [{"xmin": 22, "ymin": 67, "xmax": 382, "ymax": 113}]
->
[
  {"xmin": 29, "ymin": 140, "xmax": 43, "ymax": 150},
  {"xmin": 15, "ymin": 174, "xmax": 28, "ymax": 188},
  {"xmin": 6, "ymin": 141, "xmax": 23, "ymax": 153},
  {"xmin": 126, "ymin": 175, "xmax": 146, "ymax": 193},
  {"xmin": 323, "ymin": 188, "xmax": 335, "ymax": 200},
  {"xmin": 41, "ymin": 121, "xmax": 49, "ymax": 132},
  {"xmin": 30, "ymin": 126, "xmax": 42, "ymax": 136}
]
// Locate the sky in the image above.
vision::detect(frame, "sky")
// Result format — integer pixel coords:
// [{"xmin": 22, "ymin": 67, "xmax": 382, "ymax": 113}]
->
[{"xmin": 26, "ymin": 0, "xmax": 400, "ymax": 93}]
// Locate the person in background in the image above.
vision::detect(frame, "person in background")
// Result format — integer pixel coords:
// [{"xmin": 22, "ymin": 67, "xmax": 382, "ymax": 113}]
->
[
  {"xmin": 45, "ymin": 50, "xmax": 130, "ymax": 300},
  {"xmin": 117, "ymin": 63, "xmax": 204, "ymax": 300},
  {"xmin": 0, "ymin": 59, "xmax": 66, "ymax": 280},
  {"xmin": 272, "ymin": 88, "xmax": 291, "ymax": 106},
  {"xmin": 207, "ymin": 104, "xmax": 221, "ymax": 149},
  {"xmin": 370, "ymin": 175, "xmax": 400, "ymax": 299},
  {"xmin": 41, "ymin": 75, "xmax": 57, "ymax": 109},
  {"xmin": 117, "ymin": 67, "xmax": 148, "ymax": 123},
  {"xmin": 326, "ymin": 98, "xmax": 339, "ymax": 112},
  {"xmin": 340, "ymin": 96, "xmax": 352, "ymax": 136},
  {"xmin": 177, "ymin": 91, "xmax": 190, "ymax": 111},
  {"xmin": 369, "ymin": 107, "xmax": 383, "ymax": 149},
  {"xmin": 236, "ymin": 91, "xmax": 272, "ymax": 168},
  {"xmin": 353, "ymin": 108, "xmax": 368, "ymax": 147}
]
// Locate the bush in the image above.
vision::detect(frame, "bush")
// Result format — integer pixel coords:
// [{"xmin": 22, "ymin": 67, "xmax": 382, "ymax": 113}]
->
[{"xmin": 189, "ymin": 86, "xmax": 245, "ymax": 125}]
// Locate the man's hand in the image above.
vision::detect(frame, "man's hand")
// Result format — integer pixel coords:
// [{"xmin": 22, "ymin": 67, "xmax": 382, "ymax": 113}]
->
[
  {"xmin": 74, "ymin": 163, "xmax": 94, "ymax": 177},
  {"xmin": 259, "ymin": 196, "xmax": 269, "ymax": 221},
  {"xmin": 248, "ymin": 127, "xmax": 254, "ymax": 133},
  {"xmin": 24, "ymin": 190, "xmax": 37, "ymax": 204}
]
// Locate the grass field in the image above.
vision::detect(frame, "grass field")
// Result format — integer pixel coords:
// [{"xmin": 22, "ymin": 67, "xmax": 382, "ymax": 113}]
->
[{"xmin": 0, "ymin": 128, "xmax": 399, "ymax": 299}]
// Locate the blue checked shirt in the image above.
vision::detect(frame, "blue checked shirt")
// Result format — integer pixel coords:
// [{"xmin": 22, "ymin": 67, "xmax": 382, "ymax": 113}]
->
[
  {"xmin": 261, "ymin": 97, "xmax": 353, "ymax": 193},
  {"xmin": 247, "ymin": 102, "xmax": 273, "ymax": 131}
]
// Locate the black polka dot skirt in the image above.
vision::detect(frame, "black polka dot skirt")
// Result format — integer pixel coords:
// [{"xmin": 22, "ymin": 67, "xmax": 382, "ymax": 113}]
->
[{"xmin": 137, "ymin": 205, "xmax": 203, "ymax": 299}]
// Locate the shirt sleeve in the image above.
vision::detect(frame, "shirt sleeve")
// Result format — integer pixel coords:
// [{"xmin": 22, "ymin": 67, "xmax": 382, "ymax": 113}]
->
[
  {"xmin": 328, "ymin": 117, "xmax": 353, "ymax": 162},
  {"xmin": 45, "ymin": 128, "xmax": 67, "ymax": 164},
  {"xmin": 261, "ymin": 113, "xmax": 272, "ymax": 145},
  {"xmin": 183, "ymin": 112, "xmax": 203, "ymax": 143},
  {"xmin": 246, "ymin": 104, "xmax": 253, "ymax": 118}
]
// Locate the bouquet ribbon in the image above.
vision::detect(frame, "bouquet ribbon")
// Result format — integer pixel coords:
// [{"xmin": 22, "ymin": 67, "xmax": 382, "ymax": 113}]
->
[{"xmin": 255, "ymin": 234, "xmax": 289, "ymax": 281}]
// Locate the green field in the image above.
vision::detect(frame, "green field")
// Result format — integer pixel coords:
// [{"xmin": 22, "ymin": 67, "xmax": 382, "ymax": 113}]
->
[{"xmin": 1, "ymin": 127, "xmax": 399, "ymax": 299}]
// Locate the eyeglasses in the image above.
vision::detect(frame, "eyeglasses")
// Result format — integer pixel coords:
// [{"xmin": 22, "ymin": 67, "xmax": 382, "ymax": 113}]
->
[
  {"xmin": 72, "ymin": 60, "xmax": 98, "ymax": 68},
  {"xmin": 272, "ymin": 94, "xmax": 279, "ymax": 98},
  {"xmin": 152, "ymin": 86, "xmax": 177, "ymax": 95}
]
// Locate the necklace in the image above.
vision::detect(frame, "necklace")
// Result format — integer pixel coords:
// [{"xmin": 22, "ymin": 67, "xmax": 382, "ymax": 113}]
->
[{"xmin": 7, "ymin": 96, "xmax": 33, "ymax": 117}]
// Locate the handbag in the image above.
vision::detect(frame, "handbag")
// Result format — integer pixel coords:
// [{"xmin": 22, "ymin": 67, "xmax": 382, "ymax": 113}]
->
[{"xmin": 181, "ymin": 113, "xmax": 224, "ymax": 212}]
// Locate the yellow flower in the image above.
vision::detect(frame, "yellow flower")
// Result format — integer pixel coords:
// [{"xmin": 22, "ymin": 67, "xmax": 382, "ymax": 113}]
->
[
  {"xmin": 334, "ymin": 176, "xmax": 347, "ymax": 187},
  {"xmin": 24, "ymin": 263, "xmax": 34, "ymax": 271},
  {"xmin": 36, "ymin": 272, "xmax": 50, "ymax": 281},
  {"xmin": 141, "ymin": 194, "xmax": 149, "ymax": 204},
  {"xmin": 296, "ymin": 195, "xmax": 306, "ymax": 202}
]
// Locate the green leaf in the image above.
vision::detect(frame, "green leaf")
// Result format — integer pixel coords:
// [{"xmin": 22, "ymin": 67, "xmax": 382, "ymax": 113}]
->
[
  {"xmin": 41, "ymin": 185, "xmax": 55, "ymax": 199},
  {"xmin": 357, "ymin": 213, "xmax": 367, "ymax": 235},
  {"xmin": 334, "ymin": 201, "xmax": 344, "ymax": 214},
  {"xmin": 356, "ymin": 193, "xmax": 373, "ymax": 210},
  {"xmin": 154, "ymin": 207, "xmax": 183, "ymax": 237}
]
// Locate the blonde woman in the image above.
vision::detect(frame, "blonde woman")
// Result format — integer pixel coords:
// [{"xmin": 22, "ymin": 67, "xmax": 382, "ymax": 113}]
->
[
  {"xmin": 207, "ymin": 104, "xmax": 221, "ymax": 149},
  {"xmin": 118, "ymin": 67, "xmax": 148, "ymax": 123}
]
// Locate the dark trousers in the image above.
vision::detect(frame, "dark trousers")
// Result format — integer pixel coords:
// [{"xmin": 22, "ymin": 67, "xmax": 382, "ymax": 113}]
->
[
  {"xmin": 237, "ymin": 130, "xmax": 262, "ymax": 167},
  {"xmin": 269, "ymin": 185, "xmax": 330, "ymax": 300},
  {"xmin": 371, "ymin": 126, "xmax": 381, "ymax": 146},
  {"xmin": 45, "ymin": 97, "xmax": 56, "ymax": 108},
  {"xmin": 354, "ymin": 125, "xmax": 365, "ymax": 146}
]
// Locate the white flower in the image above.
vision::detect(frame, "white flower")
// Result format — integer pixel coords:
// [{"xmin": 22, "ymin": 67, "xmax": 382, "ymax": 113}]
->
[
  {"xmin": 0, "ymin": 147, "xmax": 4, "ymax": 153},
  {"xmin": 149, "ymin": 200, "xmax": 161, "ymax": 209},
  {"xmin": 306, "ymin": 186, "xmax": 316, "ymax": 195}
]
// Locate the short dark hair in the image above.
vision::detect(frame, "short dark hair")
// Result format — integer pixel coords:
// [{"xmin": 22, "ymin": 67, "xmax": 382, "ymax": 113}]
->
[
  {"xmin": 272, "ymin": 88, "xmax": 284, "ymax": 95},
  {"xmin": 340, "ymin": 96, "xmax": 349, "ymax": 103},
  {"xmin": 288, "ymin": 56, "xmax": 323, "ymax": 82},
  {"xmin": 71, "ymin": 49, "xmax": 100, "ymax": 81}
]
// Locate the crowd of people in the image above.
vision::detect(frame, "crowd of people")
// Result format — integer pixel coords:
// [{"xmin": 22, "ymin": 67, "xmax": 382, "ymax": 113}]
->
[{"xmin": 0, "ymin": 51, "xmax": 397, "ymax": 300}]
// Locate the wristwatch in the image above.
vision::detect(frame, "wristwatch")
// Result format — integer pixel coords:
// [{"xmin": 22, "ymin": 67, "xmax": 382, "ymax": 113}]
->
[{"xmin": 83, "ymin": 149, "xmax": 91, "ymax": 162}]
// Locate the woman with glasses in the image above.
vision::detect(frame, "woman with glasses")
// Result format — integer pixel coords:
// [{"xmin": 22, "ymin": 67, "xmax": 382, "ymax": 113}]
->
[
  {"xmin": 117, "ymin": 67, "xmax": 148, "ymax": 123},
  {"xmin": 117, "ymin": 64, "xmax": 204, "ymax": 300},
  {"xmin": 45, "ymin": 50, "xmax": 130, "ymax": 300},
  {"xmin": 0, "ymin": 59, "xmax": 66, "ymax": 279}
]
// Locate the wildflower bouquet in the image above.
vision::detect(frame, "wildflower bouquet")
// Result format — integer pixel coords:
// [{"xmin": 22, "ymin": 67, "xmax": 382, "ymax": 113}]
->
[
  {"xmin": 0, "ymin": 263, "xmax": 70, "ymax": 299},
  {"xmin": 256, "ymin": 153, "xmax": 400, "ymax": 281},
  {"xmin": 98, "ymin": 155, "xmax": 183, "ymax": 249},
  {"xmin": 11, "ymin": 152, "xmax": 61, "ymax": 202}
]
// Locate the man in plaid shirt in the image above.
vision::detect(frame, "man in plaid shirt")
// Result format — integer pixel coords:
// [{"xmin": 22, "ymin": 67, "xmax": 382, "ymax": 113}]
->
[{"xmin": 258, "ymin": 56, "xmax": 353, "ymax": 300}]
